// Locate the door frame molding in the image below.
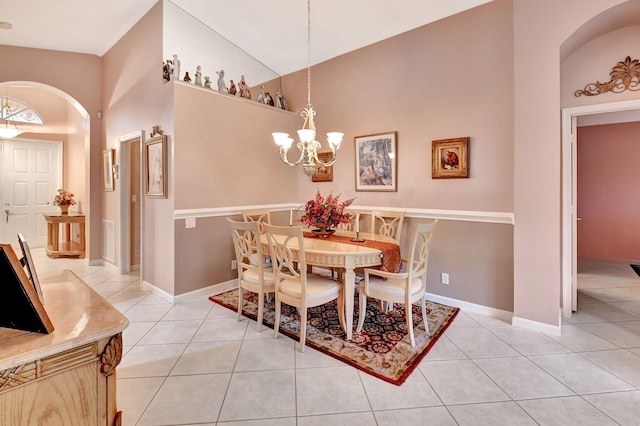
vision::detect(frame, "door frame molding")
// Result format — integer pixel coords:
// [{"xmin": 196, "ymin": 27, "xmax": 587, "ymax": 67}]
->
[
  {"xmin": 117, "ymin": 131, "xmax": 144, "ymax": 275},
  {"xmin": 561, "ymin": 98, "xmax": 640, "ymax": 317}
]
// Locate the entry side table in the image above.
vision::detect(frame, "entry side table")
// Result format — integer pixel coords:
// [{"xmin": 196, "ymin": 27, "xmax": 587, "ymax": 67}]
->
[{"xmin": 43, "ymin": 214, "xmax": 85, "ymax": 258}]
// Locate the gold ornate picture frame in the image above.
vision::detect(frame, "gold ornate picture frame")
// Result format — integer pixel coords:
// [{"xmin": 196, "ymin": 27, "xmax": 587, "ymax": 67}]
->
[
  {"xmin": 145, "ymin": 135, "xmax": 168, "ymax": 198},
  {"xmin": 311, "ymin": 152, "xmax": 333, "ymax": 182},
  {"xmin": 102, "ymin": 148, "xmax": 115, "ymax": 191},
  {"xmin": 432, "ymin": 137, "xmax": 469, "ymax": 179}
]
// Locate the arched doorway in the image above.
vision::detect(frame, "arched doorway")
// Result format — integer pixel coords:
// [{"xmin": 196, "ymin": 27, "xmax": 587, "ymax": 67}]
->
[{"xmin": 0, "ymin": 81, "xmax": 91, "ymax": 253}]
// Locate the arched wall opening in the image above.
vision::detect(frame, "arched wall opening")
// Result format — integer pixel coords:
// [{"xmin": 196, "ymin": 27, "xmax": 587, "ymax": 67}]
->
[{"xmin": 0, "ymin": 81, "xmax": 93, "ymax": 256}]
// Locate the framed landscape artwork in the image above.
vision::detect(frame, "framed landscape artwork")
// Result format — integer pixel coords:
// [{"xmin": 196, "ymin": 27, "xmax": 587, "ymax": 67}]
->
[
  {"xmin": 145, "ymin": 135, "xmax": 168, "ymax": 198},
  {"xmin": 432, "ymin": 137, "xmax": 469, "ymax": 179},
  {"xmin": 102, "ymin": 148, "xmax": 115, "ymax": 191},
  {"xmin": 311, "ymin": 152, "xmax": 333, "ymax": 182},
  {"xmin": 355, "ymin": 131, "xmax": 397, "ymax": 192}
]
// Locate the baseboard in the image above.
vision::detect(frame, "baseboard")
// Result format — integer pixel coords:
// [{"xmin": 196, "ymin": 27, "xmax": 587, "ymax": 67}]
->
[
  {"xmin": 512, "ymin": 316, "xmax": 562, "ymax": 336},
  {"xmin": 141, "ymin": 279, "xmax": 237, "ymax": 304},
  {"xmin": 425, "ymin": 292, "xmax": 513, "ymax": 323}
]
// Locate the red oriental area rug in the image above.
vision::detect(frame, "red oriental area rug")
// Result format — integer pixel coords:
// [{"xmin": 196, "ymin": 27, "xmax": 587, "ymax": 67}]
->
[{"xmin": 209, "ymin": 289, "xmax": 459, "ymax": 385}]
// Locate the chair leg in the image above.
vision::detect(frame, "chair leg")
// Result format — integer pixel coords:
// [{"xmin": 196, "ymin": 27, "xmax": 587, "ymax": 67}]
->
[
  {"xmin": 237, "ymin": 286, "xmax": 244, "ymax": 322},
  {"xmin": 256, "ymin": 291, "xmax": 265, "ymax": 332},
  {"xmin": 337, "ymin": 290, "xmax": 345, "ymax": 332},
  {"xmin": 273, "ymin": 298, "xmax": 281, "ymax": 339},
  {"xmin": 299, "ymin": 306, "xmax": 307, "ymax": 352},
  {"xmin": 407, "ymin": 302, "xmax": 416, "ymax": 347},
  {"xmin": 356, "ymin": 291, "xmax": 367, "ymax": 333},
  {"xmin": 421, "ymin": 296, "xmax": 429, "ymax": 334}
]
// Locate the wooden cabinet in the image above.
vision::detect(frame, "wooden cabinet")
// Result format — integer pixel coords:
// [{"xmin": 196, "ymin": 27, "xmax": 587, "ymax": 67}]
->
[
  {"xmin": 43, "ymin": 214, "xmax": 86, "ymax": 258},
  {"xmin": 0, "ymin": 271, "xmax": 128, "ymax": 425}
]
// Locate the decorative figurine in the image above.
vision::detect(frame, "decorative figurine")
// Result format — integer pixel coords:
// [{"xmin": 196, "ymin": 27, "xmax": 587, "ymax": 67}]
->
[
  {"xmin": 204, "ymin": 76, "xmax": 212, "ymax": 89},
  {"xmin": 194, "ymin": 65, "xmax": 202, "ymax": 87},
  {"xmin": 264, "ymin": 91, "xmax": 274, "ymax": 106},
  {"xmin": 238, "ymin": 75, "xmax": 251, "ymax": 99},
  {"xmin": 216, "ymin": 69, "xmax": 227, "ymax": 93},
  {"xmin": 183, "ymin": 72, "xmax": 191, "ymax": 83},
  {"xmin": 228, "ymin": 79, "xmax": 236, "ymax": 95},
  {"xmin": 171, "ymin": 54, "xmax": 180, "ymax": 80},
  {"xmin": 276, "ymin": 88, "xmax": 288, "ymax": 110},
  {"xmin": 150, "ymin": 125, "xmax": 163, "ymax": 137},
  {"xmin": 162, "ymin": 60, "xmax": 172, "ymax": 82},
  {"xmin": 256, "ymin": 85, "xmax": 266, "ymax": 103}
]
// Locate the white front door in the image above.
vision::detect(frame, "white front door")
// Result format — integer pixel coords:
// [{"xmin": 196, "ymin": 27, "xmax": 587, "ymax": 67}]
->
[{"xmin": 1, "ymin": 139, "xmax": 62, "ymax": 248}]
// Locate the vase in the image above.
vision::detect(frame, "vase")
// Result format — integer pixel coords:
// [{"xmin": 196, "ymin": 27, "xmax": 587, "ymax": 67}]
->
[
  {"xmin": 312, "ymin": 222, "xmax": 335, "ymax": 238},
  {"xmin": 59, "ymin": 205, "xmax": 69, "ymax": 215}
]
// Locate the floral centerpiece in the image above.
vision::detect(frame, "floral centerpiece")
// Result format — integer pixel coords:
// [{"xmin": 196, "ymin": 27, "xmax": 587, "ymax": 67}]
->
[
  {"xmin": 300, "ymin": 190, "xmax": 354, "ymax": 232},
  {"xmin": 53, "ymin": 189, "xmax": 76, "ymax": 214}
]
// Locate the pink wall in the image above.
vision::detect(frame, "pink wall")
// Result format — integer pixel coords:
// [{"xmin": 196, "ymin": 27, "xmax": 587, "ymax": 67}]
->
[
  {"xmin": 101, "ymin": 2, "xmax": 176, "ymax": 291},
  {"xmin": 577, "ymin": 122, "xmax": 640, "ymax": 262},
  {"xmin": 279, "ymin": 0, "xmax": 516, "ymax": 311},
  {"xmin": 513, "ymin": 0, "xmax": 631, "ymax": 328},
  {"xmin": 284, "ymin": 0, "xmax": 515, "ymax": 211}
]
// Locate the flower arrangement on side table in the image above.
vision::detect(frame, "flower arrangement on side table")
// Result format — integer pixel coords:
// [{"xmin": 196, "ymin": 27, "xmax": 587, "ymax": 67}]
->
[
  {"xmin": 300, "ymin": 190, "xmax": 354, "ymax": 236},
  {"xmin": 53, "ymin": 189, "xmax": 77, "ymax": 215}
]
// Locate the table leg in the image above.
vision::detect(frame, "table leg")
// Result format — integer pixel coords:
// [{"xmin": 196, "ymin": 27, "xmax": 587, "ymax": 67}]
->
[
  {"xmin": 51, "ymin": 223, "xmax": 59, "ymax": 251},
  {"xmin": 343, "ymin": 256, "xmax": 355, "ymax": 340}
]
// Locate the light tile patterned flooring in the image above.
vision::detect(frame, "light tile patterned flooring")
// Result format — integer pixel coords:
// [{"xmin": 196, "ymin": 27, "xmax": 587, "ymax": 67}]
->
[{"xmin": 33, "ymin": 250, "xmax": 640, "ymax": 425}]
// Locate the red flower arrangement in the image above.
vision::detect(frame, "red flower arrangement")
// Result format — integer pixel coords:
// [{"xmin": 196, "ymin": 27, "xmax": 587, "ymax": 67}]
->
[
  {"xmin": 300, "ymin": 190, "xmax": 354, "ymax": 228},
  {"xmin": 53, "ymin": 189, "xmax": 77, "ymax": 206}
]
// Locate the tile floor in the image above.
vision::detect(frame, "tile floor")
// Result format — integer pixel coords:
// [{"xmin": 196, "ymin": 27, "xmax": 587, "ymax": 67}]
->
[{"xmin": 33, "ymin": 251, "xmax": 640, "ymax": 425}]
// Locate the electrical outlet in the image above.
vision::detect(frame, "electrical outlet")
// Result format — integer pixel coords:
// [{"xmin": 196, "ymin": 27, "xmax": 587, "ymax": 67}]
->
[
  {"xmin": 185, "ymin": 217, "xmax": 196, "ymax": 229},
  {"xmin": 441, "ymin": 272, "xmax": 450, "ymax": 285},
  {"xmin": 231, "ymin": 260, "xmax": 237, "ymax": 270}
]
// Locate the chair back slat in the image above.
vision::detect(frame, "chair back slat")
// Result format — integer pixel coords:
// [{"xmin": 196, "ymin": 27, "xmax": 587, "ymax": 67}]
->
[
  {"xmin": 407, "ymin": 220, "xmax": 438, "ymax": 283},
  {"xmin": 370, "ymin": 210, "xmax": 405, "ymax": 241},
  {"xmin": 337, "ymin": 209, "xmax": 360, "ymax": 232},
  {"xmin": 242, "ymin": 209, "xmax": 272, "ymax": 234},
  {"xmin": 263, "ymin": 224, "xmax": 307, "ymax": 292},
  {"xmin": 227, "ymin": 218, "xmax": 264, "ymax": 275}
]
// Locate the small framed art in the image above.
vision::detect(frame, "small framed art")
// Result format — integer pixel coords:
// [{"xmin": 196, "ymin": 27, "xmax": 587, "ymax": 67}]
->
[
  {"xmin": 145, "ymin": 135, "xmax": 168, "ymax": 198},
  {"xmin": 311, "ymin": 152, "xmax": 333, "ymax": 182},
  {"xmin": 17, "ymin": 233, "xmax": 43, "ymax": 304},
  {"xmin": 102, "ymin": 148, "xmax": 115, "ymax": 191},
  {"xmin": 355, "ymin": 131, "xmax": 397, "ymax": 192},
  {"xmin": 432, "ymin": 137, "xmax": 469, "ymax": 179}
]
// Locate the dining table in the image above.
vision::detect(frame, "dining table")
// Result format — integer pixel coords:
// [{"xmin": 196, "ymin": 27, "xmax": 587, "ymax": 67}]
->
[{"xmin": 262, "ymin": 229, "xmax": 401, "ymax": 340}]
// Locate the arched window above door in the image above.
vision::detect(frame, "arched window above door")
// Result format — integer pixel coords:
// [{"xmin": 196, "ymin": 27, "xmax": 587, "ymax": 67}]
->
[{"xmin": 1, "ymin": 97, "xmax": 44, "ymax": 125}]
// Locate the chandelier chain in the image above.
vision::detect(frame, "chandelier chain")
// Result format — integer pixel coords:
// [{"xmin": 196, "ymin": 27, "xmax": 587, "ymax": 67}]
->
[{"xmin": 306, "ymin": 0, "xmax": 312, "ymax": 107}]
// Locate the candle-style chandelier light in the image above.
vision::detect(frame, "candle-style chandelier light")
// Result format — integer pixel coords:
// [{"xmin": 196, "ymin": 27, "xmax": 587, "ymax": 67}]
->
[
  {"xmin": 0, "ymin": 97, "xmax": 24, "ymax": 139},
  {"xmin": 272, "ymin": 0, "xmax": 343, "ymax": 179}
]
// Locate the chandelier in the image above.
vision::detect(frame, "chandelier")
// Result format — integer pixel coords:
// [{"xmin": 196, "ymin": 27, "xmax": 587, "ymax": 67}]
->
[
  {"xmin": 272, "ymin": 0, "xmax": 343, "ymax": 178},
  {"xmin": 0, "ymin": 98, "xmax": 23, "ymax": 139}
]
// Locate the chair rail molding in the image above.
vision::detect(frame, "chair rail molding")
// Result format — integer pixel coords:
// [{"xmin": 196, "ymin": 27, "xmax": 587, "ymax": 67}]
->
[{"xmin": 174, "ymin": 204, "xmax": 514, "ymax": 225}]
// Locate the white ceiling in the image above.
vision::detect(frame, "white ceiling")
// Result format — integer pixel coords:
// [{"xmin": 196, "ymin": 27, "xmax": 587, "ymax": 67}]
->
[{"xmin": 1, "ymin": 0, "xmax": 492, "ymax": 76}]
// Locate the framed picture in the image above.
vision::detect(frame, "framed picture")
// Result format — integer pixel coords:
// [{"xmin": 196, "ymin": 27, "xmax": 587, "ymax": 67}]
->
[
  {"xmin": 0, "ymin": 243, "xmax": 54, "ymax": 334},
  {"xmin": 102, "ymin": 148, "xmax": 115, "ymax": 191},
  {"xmin": 145, "ymin": 135, "xmax": 168, "ymax": 198},
  {"xmin": 17, "ymin": 233, "xmax": 43, "ymax": 304},
  {"xmin": 311, "ymin": 152, "xmax": 333, "ymax": 182},
  {"xmin": 432, "ymin": 137, "xmax": 469, "ymax": 179},
  {"xmin": 355, "ymin": 131, "xmax": 397, "ymax": 192}
]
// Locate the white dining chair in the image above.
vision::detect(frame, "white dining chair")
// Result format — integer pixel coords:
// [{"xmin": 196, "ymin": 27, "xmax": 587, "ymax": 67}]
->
[
  {"xmin": 370, "ymin": 210, "xmax": 405, "ymax": 242},
  {"xmin": 241, "ymin": 208, "xmax": 272, "ymax": 234},
  {"xmin": 263, "ymin": 223, "xmax": 344, "ymax": 352},
  {"xmin": 336, "ymin": 209, "xmax": 361, "ymax": 232},
  {"xmin": 356, "ymin": 220, "xmax": 438, "ymax": 347},
  {"xmin": 228, "ymin": 218, "xmax": 275, "ymax": 332}
]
